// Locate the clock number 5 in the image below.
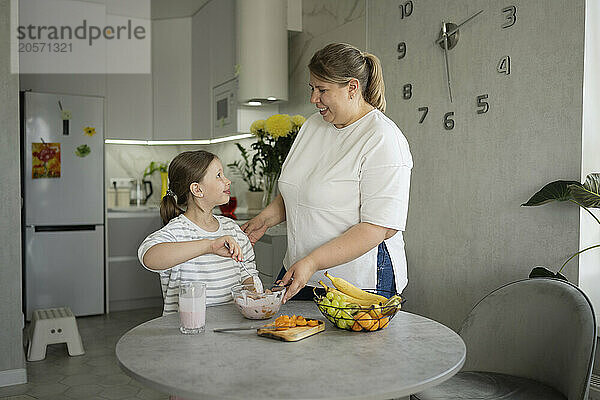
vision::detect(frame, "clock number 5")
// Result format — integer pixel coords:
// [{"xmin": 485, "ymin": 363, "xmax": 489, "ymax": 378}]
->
[
  {"xmin": 399, "ymin": 1, "xmax": 413, "ymax": 19},
  {"xmin": 501, "ymin": 6, "xmax": 516, "ymax": 28},
  {"xmin": 444, "ymin": 112, "xmax": 455, "ymax": 130},
  {"xmin": 476, "ymin": 94, "xmax": 489, "ymax": 114}
]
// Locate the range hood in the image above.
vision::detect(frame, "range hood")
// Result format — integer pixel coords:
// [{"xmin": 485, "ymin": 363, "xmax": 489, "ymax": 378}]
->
[{"xmin": 236, "ymin": 0, "xmax": 288, "ymax": 105}]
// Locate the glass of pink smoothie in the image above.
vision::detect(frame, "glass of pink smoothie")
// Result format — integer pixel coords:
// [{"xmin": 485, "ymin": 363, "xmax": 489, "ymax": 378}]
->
[{"xmin": 179, "ymin": 282, "xmax": 206, "ymax": 334}]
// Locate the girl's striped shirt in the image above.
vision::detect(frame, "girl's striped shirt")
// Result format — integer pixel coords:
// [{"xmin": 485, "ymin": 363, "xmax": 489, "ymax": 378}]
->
[{"xmin": 138, "ymin": 214, "xmax": 256, "ymax": 315}]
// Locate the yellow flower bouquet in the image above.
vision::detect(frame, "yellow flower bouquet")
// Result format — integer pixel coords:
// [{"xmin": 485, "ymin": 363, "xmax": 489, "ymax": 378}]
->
[{"xmin": 249, "ymin": 114, "xmax": 305, "ymax": 205}]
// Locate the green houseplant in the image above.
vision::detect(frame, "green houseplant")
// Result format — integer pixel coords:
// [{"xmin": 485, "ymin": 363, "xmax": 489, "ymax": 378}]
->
[
  {"xmin": 521, "ymin": 173, "xmax": 600, "ymax": 280},
  {"xmin": 227, "ymin": 143, "xmax": 263, "ymax": 192},
  {"xmin": 143, "ymin": 161, "xmax": 169, "ymax": 199}
]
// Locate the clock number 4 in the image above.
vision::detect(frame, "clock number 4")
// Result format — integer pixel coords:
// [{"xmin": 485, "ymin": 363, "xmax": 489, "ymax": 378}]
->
[
  {"xmin": 502, "ymin": 6, "xmax": 516, "ymax": 28},
  {"xmin": 497, "ymin": 56, "xmax": 511, "ymax": 75},
  {"xmin": 399, "ymin": 1, "xmax": 413, "ymax": 19}
]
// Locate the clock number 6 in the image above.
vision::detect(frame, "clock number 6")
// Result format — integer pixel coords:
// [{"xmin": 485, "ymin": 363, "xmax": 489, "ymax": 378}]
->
[
  {"xmin": 399, "ymin": 1, "xmax": 413, "ymax": 19},
  {"xmin": 476, "ymin": 94, "xmax": 489, "ymax": 114},
  {"xmin": 501, "ymin": 5, "xmax": 516, "ymax": 28},
  {"xmin": 444, "ymin": 112, "xmax": 455, "ymax": 131}
]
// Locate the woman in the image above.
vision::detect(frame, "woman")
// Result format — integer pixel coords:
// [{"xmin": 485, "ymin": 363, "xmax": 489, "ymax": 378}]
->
[{"xmin": 242, "ymin": 43, "xmax": 413, "ymax": 303}]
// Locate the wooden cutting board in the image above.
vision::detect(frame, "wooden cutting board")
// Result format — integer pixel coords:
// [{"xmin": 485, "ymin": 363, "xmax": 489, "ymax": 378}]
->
[{"xmin": 257, "ymin": 320, "xmax": 325, "ymax": 341}]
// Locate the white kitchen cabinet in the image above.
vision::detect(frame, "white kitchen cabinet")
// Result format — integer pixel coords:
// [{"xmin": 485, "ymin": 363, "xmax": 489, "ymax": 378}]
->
[
  {"xmin": 152, "ymin": 18, "xmax": 193, "ymax": 140},
  {"xmin": 107, "ymin": 212, "xmax": 163, "ymax": 311},
  {"xmin": 207, "ymin": 0, "xmax": 236, "ymax": 88},
  {"xmin": 105, "ymin": 74, "xmax": 153, "ymax": 140},
  {"xmin": 191, "ymin": 5, "xmax": 212, "ymax": 140},
  {"xmin": 253, "ymin": 225, "xmax": 287, "ymax": 287}
]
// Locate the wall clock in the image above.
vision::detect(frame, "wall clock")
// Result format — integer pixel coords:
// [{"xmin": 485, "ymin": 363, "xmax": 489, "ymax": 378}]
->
[{"xmin": 367, "ymin": 0, "xmax": 572, "ymax": 136}]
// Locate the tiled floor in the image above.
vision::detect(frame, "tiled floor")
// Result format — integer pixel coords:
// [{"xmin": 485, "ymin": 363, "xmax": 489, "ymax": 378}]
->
[{"xmin": 0, "ymin": 307, "xmax": 169, "ymax": 400}]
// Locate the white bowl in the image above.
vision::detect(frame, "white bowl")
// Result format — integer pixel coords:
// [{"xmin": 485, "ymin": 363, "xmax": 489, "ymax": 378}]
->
[{"xmin": 231, "ymin": 284, "xmax": 285, "ymax": 320}]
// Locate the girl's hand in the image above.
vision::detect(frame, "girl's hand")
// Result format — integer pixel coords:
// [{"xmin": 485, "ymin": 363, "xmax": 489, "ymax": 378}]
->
[
  {"xmin": 241, "ymin": 216, "xmax": 269, "ymax": 245},
  {"xmin": 211, "ymin": 236, "xmax": 243, "ymax": 261},
  {"xmin": 280, "ymin": 256, "xmax": 318, "ymax": 303}
]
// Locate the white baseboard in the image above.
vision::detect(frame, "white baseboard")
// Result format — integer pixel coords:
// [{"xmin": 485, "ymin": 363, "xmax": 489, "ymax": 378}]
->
[{"xmin": 0, "ymin": 368, "xmax": 27, "ymax": 387}]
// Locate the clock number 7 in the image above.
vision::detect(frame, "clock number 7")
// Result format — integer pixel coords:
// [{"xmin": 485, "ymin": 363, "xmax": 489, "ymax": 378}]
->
[
  {"xmin": 418, "ymin": 107, "xmax": 428, "ymax": 123},
  {"xmin": 501, "ymin": 6, "xmax": 516, "ymax": 28}
]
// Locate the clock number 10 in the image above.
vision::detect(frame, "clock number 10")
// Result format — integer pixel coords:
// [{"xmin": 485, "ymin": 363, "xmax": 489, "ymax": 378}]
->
[{"xmin": 399, "ymin": 1, "xmax": 413, "ymax": 19}]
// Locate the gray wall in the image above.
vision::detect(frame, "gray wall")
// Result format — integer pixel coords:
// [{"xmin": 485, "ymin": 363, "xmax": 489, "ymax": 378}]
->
[
  {"xmin": 280, "ymin": 0, "xmax": 367, "ymax": 116},
  {"xmin": 0, "ymin": 0, "xmax": 27, "ymax": 386},
  {"xmin": 368, "ymin": 0, "xmax": 584, "ymax": 330}
]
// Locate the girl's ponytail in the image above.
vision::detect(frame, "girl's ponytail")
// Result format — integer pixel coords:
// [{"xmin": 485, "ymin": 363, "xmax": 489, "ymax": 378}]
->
[
  {"xmin": 362, "ymin": 52, "xmax": 386, "ymax": 113},
  {"xmin": 160, "ymin": 192, "xmax": 182, "ymax": 225}
]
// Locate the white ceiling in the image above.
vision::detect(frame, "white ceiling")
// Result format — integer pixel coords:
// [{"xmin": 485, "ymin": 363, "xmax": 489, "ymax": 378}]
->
[
  {"xmin": 72, "ymin": 0, "xmax": 211, "ymax": 19},
  {"xmin": 150, "ymin": 0, "xmax": 211, "ymax": 19}
]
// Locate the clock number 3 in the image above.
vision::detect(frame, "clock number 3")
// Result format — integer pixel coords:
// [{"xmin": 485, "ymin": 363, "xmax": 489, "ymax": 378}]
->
[
  {"xmin": 501, "ymin": 5, "xmax": 517, "ymax": 28},
  {"xmin": 399, "ymin": 1, "xmax": 413, "ymax": 19}
]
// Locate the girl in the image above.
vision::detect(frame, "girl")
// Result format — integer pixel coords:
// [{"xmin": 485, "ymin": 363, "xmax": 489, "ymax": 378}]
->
[{"xmin": 138, "ymin": 150, "xmax": 258, "ymax": 315}]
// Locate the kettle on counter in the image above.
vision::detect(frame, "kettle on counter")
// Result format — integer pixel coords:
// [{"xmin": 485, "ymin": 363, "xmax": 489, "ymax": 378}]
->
[{"xmin": 130, "ymin": 179, "xmax": 153, "ymax": 206}]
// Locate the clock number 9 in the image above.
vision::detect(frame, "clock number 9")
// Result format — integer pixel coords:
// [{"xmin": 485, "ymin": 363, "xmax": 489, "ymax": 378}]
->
[
  {"xmin": 444, "ymin": 112, "xmax": 455, "ymax": 131},
  {"xmin": 399, "ymin": 1, "xmax": 413, "ymax": 19},
  {"xmin": 397, "ymin": 42, "xmax": 406, "ymax": 59},
  {"xmin": 501, "ymin": 5, "xmax": 516, "ymax": 28},
  {"xmin": 403, "ymin": 84, "xmax": 412, "ymax": 100},
  {"xmin": 476, "ymin": 94, "xmax": 489, "ymax": 114}
]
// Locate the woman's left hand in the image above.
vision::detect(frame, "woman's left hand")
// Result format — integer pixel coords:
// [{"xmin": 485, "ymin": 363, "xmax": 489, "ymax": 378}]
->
[{"xmin": 280, "ymin": 256, "xmax": 319, "ymax": 303}]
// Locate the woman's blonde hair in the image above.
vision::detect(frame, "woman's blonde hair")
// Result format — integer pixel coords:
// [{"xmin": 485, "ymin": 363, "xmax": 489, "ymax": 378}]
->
[
  {"xmin": 160, "ymin": 150, "xmax": 217, "ymax": 225},
  {"xmin": 308, "ymin": 43, "xmax": 386, "ymax": 113}
]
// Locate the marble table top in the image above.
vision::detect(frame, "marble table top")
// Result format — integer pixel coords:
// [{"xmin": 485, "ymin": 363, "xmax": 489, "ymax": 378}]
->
[{"xmin": 116, "ymin": 302, "xmax": 465, "ymax": 400}]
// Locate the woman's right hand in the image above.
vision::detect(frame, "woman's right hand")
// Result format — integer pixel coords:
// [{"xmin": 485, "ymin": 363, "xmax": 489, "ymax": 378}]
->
[
  {"xmin": 210, "ymin": 236, "xmax": 242, "ymax": 261},
  {"xmin": 241, "ymin": 216, "xmax": 269, "ymax": 245}
]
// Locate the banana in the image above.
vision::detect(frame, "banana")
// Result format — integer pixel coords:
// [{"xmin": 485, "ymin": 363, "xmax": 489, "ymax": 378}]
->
[
  {"xmin": 325, "ymin": 271, "xmax": 388, "ymax": 304},
  {"xmin": 318, "ymin": 281, "xmax": 377, "ymax": 307},
  {"xmin": 381, "ymin": 295, "xmax": 403, "ymax": 316}
]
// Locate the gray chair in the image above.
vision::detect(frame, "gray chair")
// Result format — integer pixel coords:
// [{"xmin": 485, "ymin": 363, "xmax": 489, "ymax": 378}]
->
[{"xmin": 412, "ymin": 278, "xmax": 596, "ymax": 400}]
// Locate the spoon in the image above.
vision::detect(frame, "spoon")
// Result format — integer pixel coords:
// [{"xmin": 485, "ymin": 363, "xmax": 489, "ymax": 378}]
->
[{"xmin": 224, "ymin": 243, "xmax": 264, "ymax": 293}]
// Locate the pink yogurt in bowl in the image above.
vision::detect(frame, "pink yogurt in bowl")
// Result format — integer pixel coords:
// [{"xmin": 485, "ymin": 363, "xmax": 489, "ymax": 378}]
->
[{"xmin": 231, "ymin": 284, "xmax": 285, "ymax": 320}]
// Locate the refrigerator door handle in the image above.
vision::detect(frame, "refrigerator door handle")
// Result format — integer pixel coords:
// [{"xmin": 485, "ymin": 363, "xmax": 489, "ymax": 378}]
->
[{"xmin": 33, "ymin": 225, "xmax": 97, "ymax": 232}]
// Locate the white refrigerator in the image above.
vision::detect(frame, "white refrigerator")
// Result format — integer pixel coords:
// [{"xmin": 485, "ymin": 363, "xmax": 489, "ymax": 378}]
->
[{"xmin": 22, "ymin": 91, "xmax": 105, "ymax": 319}]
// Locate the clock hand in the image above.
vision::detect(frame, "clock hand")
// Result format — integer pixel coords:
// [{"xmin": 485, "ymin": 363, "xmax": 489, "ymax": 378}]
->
[
  {"xmin": 435, "ymin": 9, "xmax": 484, "ymax": 45},
  {"xmin": 441, "ymin": 22, "xmax": 453, "ymax": 103}
]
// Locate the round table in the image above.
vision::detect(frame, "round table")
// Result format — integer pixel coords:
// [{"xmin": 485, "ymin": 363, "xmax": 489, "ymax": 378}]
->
[{"xmin": 116, "ymin": 302, "xmax": 465, "ymax": 400}]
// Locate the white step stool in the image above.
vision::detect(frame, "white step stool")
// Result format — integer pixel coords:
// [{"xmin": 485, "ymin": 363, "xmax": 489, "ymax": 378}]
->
[{"xmin": 27, "ymin": 307, "xmax": 85, "ymax": 362}]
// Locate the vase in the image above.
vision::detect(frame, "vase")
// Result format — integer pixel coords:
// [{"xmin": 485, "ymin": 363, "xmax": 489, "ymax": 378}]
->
[
  {"xmin": 245, "ymin": 191, "xmax": 264, "ymax": 214},
  {"xmin": 262, "ymin": 172, "xmax": 279, "ymax": 208},
  {"xmin": 160, "ymin": 171, "xmax": 168, "ymax": 199}
]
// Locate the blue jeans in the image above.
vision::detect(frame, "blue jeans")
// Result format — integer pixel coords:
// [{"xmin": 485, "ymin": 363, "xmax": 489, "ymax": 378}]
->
[
  {"xmin": 376, "ymin": 242, "xmax": 397, "ymax": 298},
  {"xmin": 275, "ymin": 242, "xmax": 396, "ymax": 301}
]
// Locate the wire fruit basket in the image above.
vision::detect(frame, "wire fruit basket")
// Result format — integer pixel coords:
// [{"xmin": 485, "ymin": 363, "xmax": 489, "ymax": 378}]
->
[{"xmin": 313, "ymin": 288, "xmax": 405, "ymax": 332}]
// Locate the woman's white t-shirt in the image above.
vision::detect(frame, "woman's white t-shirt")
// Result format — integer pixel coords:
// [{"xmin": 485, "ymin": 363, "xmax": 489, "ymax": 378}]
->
[{"xmin": 278, "ymin": 109, "xmax": 413, "ymax": 291}]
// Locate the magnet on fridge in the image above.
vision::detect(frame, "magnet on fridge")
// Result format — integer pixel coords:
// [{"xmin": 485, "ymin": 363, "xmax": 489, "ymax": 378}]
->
[
  {"xmin": 84, "ymin": 126, "xmax": 96, "ymax": 137},
  {"xmin": 75, "ymin": 144, "xmax": 91, "ymax": 158}
]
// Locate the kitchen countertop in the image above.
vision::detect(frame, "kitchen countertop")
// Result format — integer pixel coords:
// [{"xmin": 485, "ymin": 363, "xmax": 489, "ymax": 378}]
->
[
  {"xmin": 116, "ymin": 302, "xmax": 466, "ymax": 400},
  {"xmin": 106, "ymin": 207, "xmax": 286, "ymax": 236}
]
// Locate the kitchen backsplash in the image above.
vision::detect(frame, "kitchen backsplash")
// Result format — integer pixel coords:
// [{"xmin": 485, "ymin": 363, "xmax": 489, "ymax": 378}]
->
[{"xmin": 105, "ymin": 138, "xmax": 257, "ymax": 209}]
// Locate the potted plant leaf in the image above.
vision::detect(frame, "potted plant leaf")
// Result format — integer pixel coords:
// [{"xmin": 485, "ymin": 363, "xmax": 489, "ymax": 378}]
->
[
  {"xmin": 227, "ymin": 143, "xmax": 263, "ymax": 213},
  {"xmin": 521, "ymin": 173, "xmax": 600, "ymax": 280},
  {"xmin": 143, "ymin": 161, "xmax": 169, "ymax": 199}
]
